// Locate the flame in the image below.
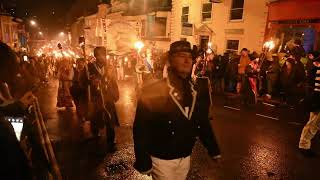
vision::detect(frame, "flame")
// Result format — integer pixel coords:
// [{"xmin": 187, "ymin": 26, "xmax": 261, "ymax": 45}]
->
[{"xmin": 263, "ymin": 40, "xmax": 275, "ymax": 51}]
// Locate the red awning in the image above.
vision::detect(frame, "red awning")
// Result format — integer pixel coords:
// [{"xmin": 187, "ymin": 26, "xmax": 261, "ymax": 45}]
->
[{"xmin": 268, "ymin": 0, "xmax": 320, "ymax": 21}]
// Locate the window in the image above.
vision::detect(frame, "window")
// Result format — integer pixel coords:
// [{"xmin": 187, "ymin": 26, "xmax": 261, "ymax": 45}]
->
[
  {"xmin": 226, "ymin": 40, "xmax": 240, "ymax": 52},
  {"xmin": 202, "ymin": 3, "xmax": 212, "ymax": 22},
  {"xmin": 230, "ymin": 0, "xmax": 244, "ymax": 20},
  {"xmin": 147, "ymin": 17, "xmax": 167, "ymax": 37},
  {"xmin": 181, "ymin": 38, "xmax": 187, "ymax": 41},
  {"xmin": 181, "ymin": 6, "xmax": 189, "ymax": 23},
  {"xmin": 154, "ymin": 17, "xmax": 167, "ymax": 36}
]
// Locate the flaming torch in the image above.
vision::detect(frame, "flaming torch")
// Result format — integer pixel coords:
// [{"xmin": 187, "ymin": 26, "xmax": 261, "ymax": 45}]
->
[
  {"xmin": 134, "ymin": 41, "xmax": 144, "ymax": 53},
  {"xmin": 263, "ymin": 40, "xmax": 275, "ymax": 52}
]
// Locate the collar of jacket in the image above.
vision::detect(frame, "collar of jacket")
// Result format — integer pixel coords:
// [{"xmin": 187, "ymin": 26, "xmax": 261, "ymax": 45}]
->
[{"xmin": 166, "ymin": 72, "xmax": 197, "ymax": 120}]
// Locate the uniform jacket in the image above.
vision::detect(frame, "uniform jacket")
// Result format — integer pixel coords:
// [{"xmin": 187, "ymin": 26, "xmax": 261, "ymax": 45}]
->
[
  {"xmin": 84, "ymin": 62, "xmax": 120, "ymax": 126},
  {"xmin": 133, "ymin": 72, "xmax": 220, "ymax": 173}
]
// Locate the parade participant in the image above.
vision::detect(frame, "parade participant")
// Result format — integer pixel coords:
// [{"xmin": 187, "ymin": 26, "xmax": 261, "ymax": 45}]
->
[
  {"xmin": 70, "ymin": 58, "xmax": 87, "ymax": 122},
  {"xmin": 237, "ymin": 48, "xmax": 251, "ymax": 94},
  {"xmin": 133, "ymin": 41, "xmax": 221, "ymax": 180},
  {"xmin": 86, "ymin": 47, "xmax": 119, "ymax": 153},
  {"xmin": 142, "ymin": 49, "xmax": 154, "ymax": 85},
  {"xmin": 56, "ymin": 57, "xmax": 74, "ymax": 108},
  {"xmin": 241, "ymin": 56, "xmax": 260, "ymax": 106},
  {"xmin": 299, "ymin": 52, "xmax": 320, "ymax": 156}
]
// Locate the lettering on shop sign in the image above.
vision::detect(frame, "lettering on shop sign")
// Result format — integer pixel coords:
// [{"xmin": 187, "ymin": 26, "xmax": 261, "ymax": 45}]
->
[{"xmin": 276, "ymin": 19, "xmax": 320, "ymax": 24}]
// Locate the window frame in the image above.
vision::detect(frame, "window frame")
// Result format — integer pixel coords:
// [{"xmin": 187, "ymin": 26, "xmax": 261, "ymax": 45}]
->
[
  {"xmin": 229, "ymin": 0, "xmax": 244, "ymax": 21},
  {"xmin": 202, "ymin": 2, "xmax": 213, "ymax": 22},
  {"xmin": 181, "ymin": 6, "xmax": 189, "ymax": 23},
  {"xmin": 225, "ymin": 39, "xmax": 240, "ymax": 52}
]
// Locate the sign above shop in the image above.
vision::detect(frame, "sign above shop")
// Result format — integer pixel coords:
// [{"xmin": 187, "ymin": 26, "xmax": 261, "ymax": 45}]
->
[{"xmin": 275, "ymin": 19, "xmax": 320, "ymax": 24}]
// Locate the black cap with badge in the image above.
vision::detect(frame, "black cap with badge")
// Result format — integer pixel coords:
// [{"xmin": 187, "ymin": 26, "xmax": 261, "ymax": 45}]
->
[{"xmin": 169, "ymin": 41, "xmax": 192, "ymax": 56}]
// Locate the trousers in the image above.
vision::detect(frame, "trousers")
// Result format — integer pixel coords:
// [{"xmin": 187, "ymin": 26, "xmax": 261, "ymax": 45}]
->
[
  {"xmin": 151, "ymin": 156, "xmax": 190, "ymax": 180},
  {"xmin": 299, "ymin": 112, "xmax": 320, "ymax": 149}
]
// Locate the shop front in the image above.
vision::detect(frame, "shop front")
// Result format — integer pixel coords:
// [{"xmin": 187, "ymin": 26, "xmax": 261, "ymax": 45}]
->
[{"xmin": 265, "ymin": 0, "xmax": 320, "ymax": 53}]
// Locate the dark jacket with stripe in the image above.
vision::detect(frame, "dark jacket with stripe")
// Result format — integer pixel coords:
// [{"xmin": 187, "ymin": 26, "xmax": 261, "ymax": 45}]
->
[
  {"xmin": 133, "ymin": 72, "xmax": 220, "ymax": 173},
  {"xmin": 306, "ymin": 63, "xmax": 320, "ymax": 112}
]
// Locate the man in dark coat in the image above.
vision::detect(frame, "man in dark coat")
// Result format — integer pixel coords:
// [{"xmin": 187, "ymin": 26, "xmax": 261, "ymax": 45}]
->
[
  {"xmin": 133, "ymin": 41, "xmax": 220, "ymax": 180},
  {"xmin": 70, "ymin": 58, "xmax": 88, "ymax": 122},
  {"xmin": 85, "ymin": 47, "xmax": 120, "ymax": 153},
  {"xmin": 299, "ymin": 52, "xmax": 320, "ymax": 156},
  {"xmin": 225, "ymin": 53, "xmax": 240, "ymax": 93}
]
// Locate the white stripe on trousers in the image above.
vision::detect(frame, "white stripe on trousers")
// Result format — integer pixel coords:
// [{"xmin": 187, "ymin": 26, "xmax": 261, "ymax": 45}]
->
[
  {"xmin": 151, "ymin": 156, "xmax": 191, "ymax": 180},
  {"xmin": 299, "ymin": 112, "xmax": 320, "ymax": 149}
]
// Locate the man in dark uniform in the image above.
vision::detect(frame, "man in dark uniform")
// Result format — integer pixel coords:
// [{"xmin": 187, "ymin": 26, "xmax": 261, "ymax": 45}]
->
[
  {"xmin": 86, "ymin": 47, "xmax": 120, "ymax": 153},
  {"xmin": 133, "ymin": 41, "xmax": 221, "ymax": 180}
]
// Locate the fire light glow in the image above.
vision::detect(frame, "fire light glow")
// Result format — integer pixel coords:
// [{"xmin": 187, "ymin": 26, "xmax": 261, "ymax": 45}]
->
[
  {"xmin": 134, "ymin": 41, "xmax": 144, "ymax": 52},
  {"xmin": 263, "ymin": 40, "xmax": 275, "ymax": 51}
]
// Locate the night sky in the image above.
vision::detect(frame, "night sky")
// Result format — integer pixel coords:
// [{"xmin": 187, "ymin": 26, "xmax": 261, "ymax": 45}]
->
[
  {"xmin": 4, "ymin": 0, "xmax": 111, "ymax": 36},
  {"xmin": 13, "ymin": 0, "xmax": 76, "ymax": 35},
  {"xmin": 1, "ymin": 0, "xmax": 170, "ymax": 37}
]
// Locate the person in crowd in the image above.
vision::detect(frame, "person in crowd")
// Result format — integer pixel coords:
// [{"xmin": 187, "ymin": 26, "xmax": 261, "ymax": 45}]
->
[
  {"xmin": 56, "ymin": 57, "xmax": 74, "ymax": 108},
  {"xmin": 260, "ymin": 53, "xmax": 281, "ymax": 99},
  {"xmin": 305, "ymin": 51, "xmax": 320, "ymax": 97},
  {"xmin": 153, "ymin": 55, "xmax": 165, "ymax": 80},
  {"xmin": 191, "ymin": 45, "xmax": 199, "ymax": 64},
  {"xmin": 191, "ymin": 56, "xmax": 202, "ymax": 81},
  {"xmin": 298, "ymin": 50, "xmax": 320, "ymax": 157},
  {"xmin": 133, "ymin": 41, "xmax": 221, "ymax": 180},
  {"xmin": 241, "ymin": 56, "xmax": 260, "ymax": 106},
  {"xmin": 116, "ymin": 57, "xmax": 125, "ymax": 81},
  {"xmin": 0, "ymin": 41, "xmax": 34, "ymax": 180},
  {"xmin": 225, "ymin": 52, "xmax": 240, "ymax": 93},
  {"xmin": 85, "ymin": 47, "xmax": 120, "ymax": 153},
  {"xmin": 306, "ymin": 51, "xmax": 320, "ymax": 73},
  {"xmin": 142, "ymin": 49, "xmax": 154, "ymax": 85},
  {"xmin": 280, "ymin": 57, "xmax": 298, "ymax": 106},
  {"xmin": 265, "ymin": 55, "xmax": 281, "ymax": 99},
  {"xmin": 259, "ymin": 52, "xmax": 273, "ymax": 96},
  {"xmin": 292, "ymin": 39, "xmax": 306, "ymax": 61},
  {"xmin": 135, "ymin": 53, "xmax": 145, "ymax": 88},
  {"xmin": 237, "ymin": 48, "xmax": 251, "ymax": 94},
  {"xmin": 70, "ymin": 58, "xmax": 88, "ymax": 122},
  {"xmin": 212, "ymin": 54, "xmax": 227, "ymax": 94},
  {"xmin": 294, "ymin": 52, "xmax": 306, "ymax": 85}
]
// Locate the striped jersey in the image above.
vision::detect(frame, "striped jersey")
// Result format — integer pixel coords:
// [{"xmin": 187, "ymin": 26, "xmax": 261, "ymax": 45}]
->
[{"xmin": 315, "ymin": 68, "xmax": 320, "ymax": 92}]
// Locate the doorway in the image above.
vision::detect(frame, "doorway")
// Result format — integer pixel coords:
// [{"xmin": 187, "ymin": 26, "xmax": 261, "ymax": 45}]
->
[{"xmin": 200, "ymin": 35, "xmax": 209, "ymax": 52}]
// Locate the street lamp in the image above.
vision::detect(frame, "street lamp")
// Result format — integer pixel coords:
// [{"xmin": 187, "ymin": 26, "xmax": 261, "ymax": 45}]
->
[
  {"xmin": 39, "ymin": 31, "xmax": 43, "ymax": 35},
  {"xmin": 30, "ymin": 20, "xmax": 37, "ymax": 26},
  {"xmin": 59, "ymin": 32, "xmax": 65, "ymax": 37}
]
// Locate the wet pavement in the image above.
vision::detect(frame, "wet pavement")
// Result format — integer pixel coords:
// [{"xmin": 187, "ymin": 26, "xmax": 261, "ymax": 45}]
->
[{"xmin": 37, "ymin": 77, "xmax": 320, "ymax": 180}]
